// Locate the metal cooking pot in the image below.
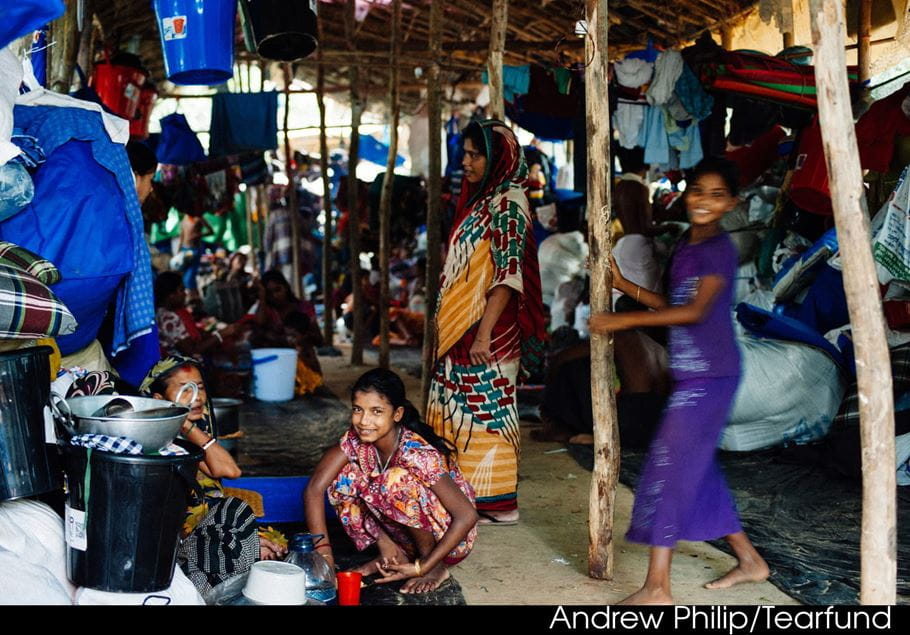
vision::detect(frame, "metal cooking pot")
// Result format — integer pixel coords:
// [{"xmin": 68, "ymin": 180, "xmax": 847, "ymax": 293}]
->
[
  {"xmin": 50, "ymin": 383, "xmax": 199, "ymax": 452},
  {"xmin": 212, "ymin": 397, "xmax": 243, "ymax": 436}
]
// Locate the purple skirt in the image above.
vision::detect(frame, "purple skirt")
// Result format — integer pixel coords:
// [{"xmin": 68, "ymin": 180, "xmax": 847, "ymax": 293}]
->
[{"xmin": 626, "ymin": 376, "xmax": 742, "ymax": 548}]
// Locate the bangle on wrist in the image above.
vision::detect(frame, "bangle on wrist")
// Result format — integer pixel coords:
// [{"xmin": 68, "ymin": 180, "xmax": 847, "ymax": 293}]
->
[
  {"xmin": 213, "ymin": 330, "xmax": 223, "ymax": 343},
  {"xmin": 635, "ymin": 285, "xmax": 641, "ymax": 303},
  {"xmin": 183, "ymin": 421, "xmax": 197, "ymax": 436},
  {"xmin": 314, "ymin": 543, "xmax": 332, "ymax": 550},
  {"xmin": 414, "ymin": 559, "xmax": 422, "ymax": 577},
  {"xmin": 201, "ymin": 436, "xmax": 217, "ymax": 451}
]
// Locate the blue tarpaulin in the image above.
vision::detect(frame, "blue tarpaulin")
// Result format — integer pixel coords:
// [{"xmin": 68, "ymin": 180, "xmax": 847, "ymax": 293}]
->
[{"xmin": 358, "ymin": 134, "xmax": 405, "ymax": 167}]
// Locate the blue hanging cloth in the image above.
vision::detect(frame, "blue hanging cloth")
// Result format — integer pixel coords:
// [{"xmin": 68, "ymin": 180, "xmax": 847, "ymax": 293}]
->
[
  {"xmin": 209, "ymin": 91, "xmax": 279, "ymax": 157},
  {"xmin": 156, "ymin": 113, "xmax": 206, "ymax": 165}
]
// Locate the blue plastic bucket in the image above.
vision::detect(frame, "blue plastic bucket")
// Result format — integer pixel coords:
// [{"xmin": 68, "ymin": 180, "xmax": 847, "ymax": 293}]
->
[
  {"xmin": 251, "ymin": 348, "xmax": 297, "ymax": 402},
  {"xmin": 152, "ymin": 0, "xmax": 236, "ymax": 86}
]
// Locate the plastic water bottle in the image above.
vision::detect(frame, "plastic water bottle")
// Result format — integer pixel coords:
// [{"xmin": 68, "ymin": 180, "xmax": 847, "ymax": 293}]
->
[{"xmin": 285, "ymin": 533, "xmax": 337, "ymax": 604}]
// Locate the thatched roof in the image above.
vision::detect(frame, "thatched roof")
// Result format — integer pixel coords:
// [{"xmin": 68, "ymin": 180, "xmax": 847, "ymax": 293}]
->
[{"xmin": 91, "ymin": 0, "xmax": 759, "ymax": 107}]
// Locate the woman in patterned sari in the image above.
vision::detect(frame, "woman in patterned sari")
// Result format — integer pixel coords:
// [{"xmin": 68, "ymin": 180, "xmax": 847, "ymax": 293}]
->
[{"xmin": 427, "ymin": 120, "xmax": 545, "ymax": 525}]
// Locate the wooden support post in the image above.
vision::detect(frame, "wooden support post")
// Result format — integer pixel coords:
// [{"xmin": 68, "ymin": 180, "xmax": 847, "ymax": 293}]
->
[
  {"xmin": 75, "ymin": 0, "xmax": 95, "ymax": 81},
  {"xmin": 809, "ymin": 0, "xmax": 896, "ymax": 605},
  {"xmin": 783, "ymin": 31, "xmax": 795, "ymax": 49},
  {"xmin": 47, "ymin": 0, "xmax": 80, "ymax": 94},
  {"xmin": 421, "ymin": 0, "xmax": 444, "ymax": 408},
  {"xmin": 488, "ymin": 0, "xmax": 508, "ymax": 121},
  {"xmin": 858, "ymin": 0, "xmax": 873, "ymax": 84},
  {"xmin": 378, "ymin": 0, "xmax": 402, "ymax": 370},
  {"xmin": 347, "ymin": 0, "xmax": 366, "ymax": 366},
  {"xmin": 585, "ymin": 0, "xmax": 619, "ymax": 581},
  {"xmin": 245, "ymin": 187, "xmax": 257, "ymax": 274},
  {"xmin": 283, "ymin": 63, "xmax": 303, "ymax": 298},
  {"xmin": 721, "ymin": 24, "xmax": 734, "ymax": 50},
  {"xmin": 317, "ymin": 29, "xmax": 335, "ymax": 348}
]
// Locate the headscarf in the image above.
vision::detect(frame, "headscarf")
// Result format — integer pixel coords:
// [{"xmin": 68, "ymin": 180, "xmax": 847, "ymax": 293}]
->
[
  {"xmin": 454, "ymin": 119, "xmax": 528, "ymax": 229},
  {"xmin": 140, "ymin": 354, "xmax": 215, "ymax": 435},
  {"xmin": 448, "ymin": 120, "xmax": 547, "ymax": 378}
]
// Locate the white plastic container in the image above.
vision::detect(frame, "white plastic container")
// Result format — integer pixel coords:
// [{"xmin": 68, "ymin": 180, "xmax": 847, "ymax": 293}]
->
[
  {"xmin": 241, "ymin": 561, "xmax": 306, "ymax": 605},
  {"xmin": 251, "ymin": 348, "xmax": 297, "ymax": 402}
]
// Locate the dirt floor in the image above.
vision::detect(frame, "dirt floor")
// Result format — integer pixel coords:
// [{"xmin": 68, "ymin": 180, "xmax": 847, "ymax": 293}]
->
[{"xmin": 317, "ymin": 346, "xmax": 798, "ymax": 606}]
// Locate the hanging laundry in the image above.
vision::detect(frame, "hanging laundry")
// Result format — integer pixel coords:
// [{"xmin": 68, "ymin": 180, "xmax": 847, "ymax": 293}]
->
[
  {"xmin": 209, "ymin": 91, "xmax": 279, "ymax": 158},
  {"xmin": 674, "ymin": 62, "xmax": 713, "ymax": 121},
  {"xmin": 614, "ymin": 100, "xmax": 647, "ymax": 149},
  {"xmin": 640, "ymin": 105, "xmax": 670, "ymax": 166},
  {"xmin": 157, "ymin": 113, "xmax": 206, "ymax": 165},
  {"xmin": 521, "ymin": 65, "xmax": 580, "ymax": 118},
  {"xmin": 646, "ymin": 50, "xmax": 684, "ymax": 106},
  {"xmin": 612, "ymin": 57, "xmax": 653, "ymax": 149},
  {"xmin": 549, "ymin": 67, "xmax": 572, "ymax": 95},
  {"xmin": 481, "ymin": 65, "xmax": 531, "ymax": 104}
]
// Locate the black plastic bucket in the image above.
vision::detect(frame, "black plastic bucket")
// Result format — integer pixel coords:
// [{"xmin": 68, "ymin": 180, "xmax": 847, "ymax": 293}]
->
[
  {"xmin": 0, "ymin": 346, "xmax": 60, "ymax": 501},
  {"xmin": 62, "ymin": 439, "xmax": 204, "ymax": 592},
  {"xmin": 239, "ymin": 0, "xmax": 318, "ymax": 62}
]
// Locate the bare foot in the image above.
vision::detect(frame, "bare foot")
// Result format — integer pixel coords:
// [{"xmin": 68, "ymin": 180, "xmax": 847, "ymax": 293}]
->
[
  {"xmin": 400, "ymin": 564, "xmax": 450, "ymax": 594},
  {"xmin": 704, "ymin": 558, "xmax": 769, "ymax": 590},
  {"xmin": 477, "ymin": 509, "xmax": 519, "ymax": 525},
  {"xmin": 616, "ymin": 586, "xmax": 673, "ymax": 605}
]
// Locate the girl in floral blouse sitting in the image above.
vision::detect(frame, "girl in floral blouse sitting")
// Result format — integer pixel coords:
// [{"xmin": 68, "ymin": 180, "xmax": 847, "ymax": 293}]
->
[{"xmin": 305, "ymin": 368, "xmax": 479, "ymax": 594}]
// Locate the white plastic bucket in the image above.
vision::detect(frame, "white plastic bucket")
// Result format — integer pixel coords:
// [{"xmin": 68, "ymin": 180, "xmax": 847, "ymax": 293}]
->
[{"xmin": 251, "ymin": 348, "xmax": 297, "ymax": 402}]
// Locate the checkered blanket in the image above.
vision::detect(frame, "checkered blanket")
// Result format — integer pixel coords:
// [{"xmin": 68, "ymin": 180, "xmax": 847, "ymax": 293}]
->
[
  {"xmin": 0, "ymin": 263, "xmax": 75, "ymax": 339},
  {"xmin": 0, "ymin": 241, "xmax": 60, "ymax": 285},
  {"xmin": 832, "ymin": 343, "xmax": 910, "ymax": 431}
]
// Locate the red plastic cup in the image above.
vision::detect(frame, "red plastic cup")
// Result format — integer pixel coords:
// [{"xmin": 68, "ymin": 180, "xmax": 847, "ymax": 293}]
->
[{"xmin": 336, "ymin": 571, "xmax": 362, "ymax": 606}]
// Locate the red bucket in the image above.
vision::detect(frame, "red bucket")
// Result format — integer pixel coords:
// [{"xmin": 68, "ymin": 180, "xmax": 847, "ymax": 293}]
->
[
  {"xmin": 130, "ymin": 84, "xmax": 158, "ymax": 140},
  {"xmin": 91, "ymin": 62, "xmax": 147, "ymax": 120}
]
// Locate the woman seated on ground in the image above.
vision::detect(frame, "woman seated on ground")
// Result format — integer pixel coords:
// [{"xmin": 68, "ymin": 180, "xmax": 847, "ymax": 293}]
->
[
  {"xmin": 155, "ymin": 271, "xmax": 241, "ymax": 360},
  {"xmin": 141, "ymin": 356, "xmax": 287, "ymax": 594},
  {"xmin": 250, "ymin": 270, "xmax": 324, "ymax": 392},
  {"xmin": 305, "ymin": 369, "xmax": 478, "ymax": 594}
]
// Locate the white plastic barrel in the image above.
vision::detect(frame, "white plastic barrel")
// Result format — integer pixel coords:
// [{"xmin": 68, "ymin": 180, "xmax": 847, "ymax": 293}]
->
[{"xmin": 251, "ymin": 348, "xmax": 297, "ymax": 402}]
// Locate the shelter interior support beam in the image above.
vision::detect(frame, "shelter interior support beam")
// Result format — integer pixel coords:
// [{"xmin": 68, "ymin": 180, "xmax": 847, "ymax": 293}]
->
[
  {"xmin": 422, "ymin": 0, "xmax": 444, "ymax": 408},
  {"xmin": 347, "ymin": 0, "xmax": 366, "ymax": 366},
  {"xmin": 858, "ymin": 0, "xmax": 872, "ymax": 84},
  {"xmin": 585, "ymin": 0, "xmax": 620, "ymax": 581},
  {"xmin": 378, "ymin": 0, "xmax": 403, "ymax": 370},
  {"xmin": 488, "ymin": 0, "xmax": 508, "ymax": 121},
  {"xmin": 809, "ymin": 0, "xmax": 896, "ymax": 605},
  {"xmin": 317, "ymin": 23, "xmax": 335, "ymax": 348},
  {"xmin": 283, "ymin": 63, "xmax": 303, "ymax": 298}
]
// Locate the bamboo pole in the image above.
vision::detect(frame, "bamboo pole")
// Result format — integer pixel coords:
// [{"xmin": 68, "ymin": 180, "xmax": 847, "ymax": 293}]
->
[
  {"xmin": 585, "ymin": 0, "xmax": 619, "ymax": 581},
  {"xmin": 858, "ymin": 0, "xmax": 872, "ymax": 84},
  {"xmin": 317, "ymin": 30, "xmax": 336, "ymax": 348},
  {"xmin": 347, "ymin": 0, "xmax": 366, "ymax": 366},
  {"xmin": 721, "ymin": 25, "xmax": 734, "ymax": 50},
  {"xmin": 809, "ymin": 0, "xmax": 896, "ymax": 605},
  {"xmin": 421, "ymin": 0, "xmax": 444, "ymax": 408},
  {"xmin": 48, "ymin": 0, "xmax": 80, "ymax": 94},
  {"xmin": 488, "ymin": 0, "xmax": 508, "ymax": 121},
  {"xmin": 378, "ymin": 0, "xmax": 402, "ymax": 370},
  {"xmin": 283, "ymin": 63, "xmax": 303, "ymax": 298}
]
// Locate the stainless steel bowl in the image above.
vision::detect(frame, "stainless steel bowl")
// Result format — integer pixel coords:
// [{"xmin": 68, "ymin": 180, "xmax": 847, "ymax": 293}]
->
[{"xmin": 54, "ymin": 395, "xmax": 190, "ymax": 452}]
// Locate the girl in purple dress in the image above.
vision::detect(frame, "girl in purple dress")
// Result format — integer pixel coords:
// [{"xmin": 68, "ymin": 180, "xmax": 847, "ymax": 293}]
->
[{"xmin": 590, "ymin": 158, "xmax": 768, "ymax": 604}]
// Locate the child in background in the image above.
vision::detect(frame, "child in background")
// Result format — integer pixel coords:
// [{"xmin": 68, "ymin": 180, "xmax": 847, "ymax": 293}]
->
[
  {"xmin": 589, "ymin": 158, "xmax": 769, "ymax": 604},
  {"xmin": 305, "ymin": 369, "xmax": 478, "ymax": 594},
  {"xmin": 142, "ymin": 356, "xmax": 287, "ymax": 594}
]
